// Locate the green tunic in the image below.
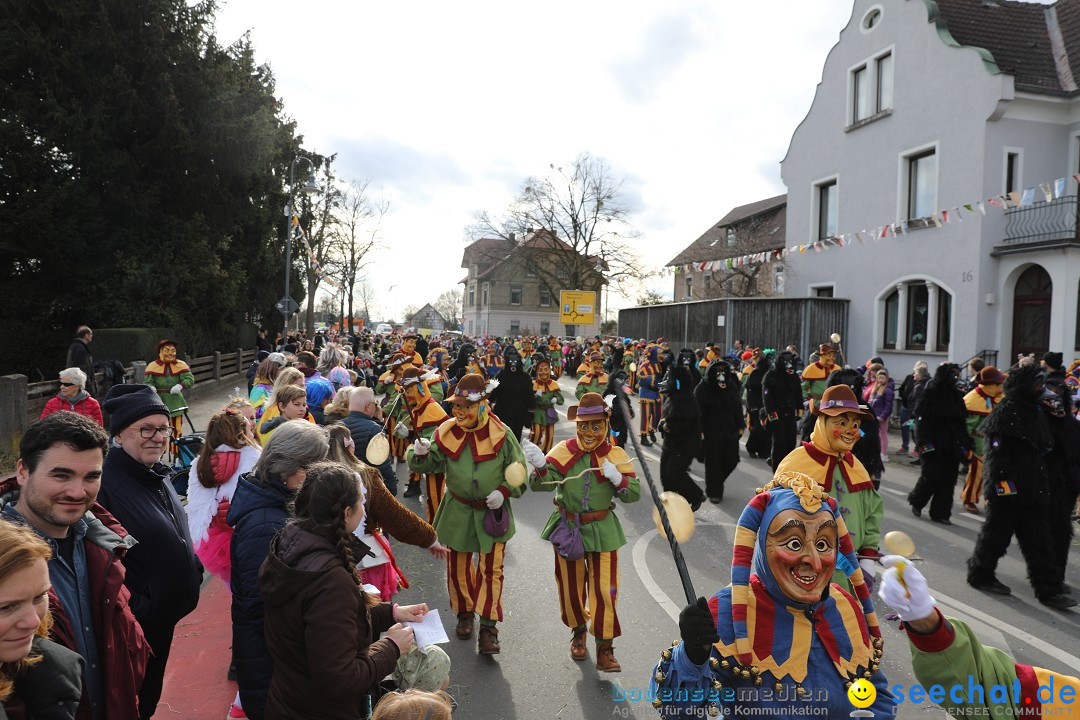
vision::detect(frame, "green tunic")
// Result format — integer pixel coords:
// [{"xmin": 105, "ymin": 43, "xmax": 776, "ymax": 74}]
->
[
  {"xmin": 407, "ymin": 417, "xmax": 526, "ymax": 554},
  {"xmin": 529, "ymin": 440, "xmax": 640, "ymax": 552},
  {"xmin": 531, "ymin": 381, "xmax": 565, "ymax": 425},
  {"xmin": 575, "ymin": 374, "xmax": 607, "ymax": 400},
  {"xmin": 144, "ymin": 363, "xmax": 195, "ymax": 417},
  {"xmin": 828, "ymin": 463, "xmax": 882, "ymax": 593}
]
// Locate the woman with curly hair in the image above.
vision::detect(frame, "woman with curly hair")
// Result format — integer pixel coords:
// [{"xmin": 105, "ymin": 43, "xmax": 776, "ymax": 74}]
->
[
  {"xmin": 259, "ymin": 462, "xmax": 446, "ymax": 718},
  {"xmin": 0, "ymin": 519, "xmax": 83, "ymax": 719}
]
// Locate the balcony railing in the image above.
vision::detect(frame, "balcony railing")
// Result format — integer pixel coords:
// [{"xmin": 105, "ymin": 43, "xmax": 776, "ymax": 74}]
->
[{"xmin": 1002, "ymin": 196, "xmax": 1079, "ymax": 245}]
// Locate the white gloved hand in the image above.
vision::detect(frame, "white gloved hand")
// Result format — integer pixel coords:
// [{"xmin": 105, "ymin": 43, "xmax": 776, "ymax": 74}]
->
[
  {"xmin": 535, "ymin": 390, "xmax": 544, "ymax": 398},
  {"xmin": 859, "ymin": 558, "xmax": 878, "ymax": 580},
  {"xmin": 169, "ymin": 383, "xmax": 183, "ymax": 395},
  {"xmin": 601, "ymin": 459, "xmax": 623, "ymax": 484},
  {"xmin": 520, "ymin": 438, "xmax": 547, "ymax": 470},
  {"xmin": 412, "ymin": 438, "xmax": 430, "ymax": 457},
  {"xmin": 878, "ymin": 555, "xmax": 936, "ymax": 623},
  {"xmin": 485, "ymin": 489, "xmax": 505, "ymax": 510},
  {"xmin": 394, "ymin": 422, "xmax": 410, "ymax": 438}
]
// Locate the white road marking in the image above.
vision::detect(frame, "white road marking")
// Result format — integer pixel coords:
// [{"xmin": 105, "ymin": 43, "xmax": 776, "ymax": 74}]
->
[{"xmin": 632, "ymin": 529, "xmax": 683, "ymax": 624}]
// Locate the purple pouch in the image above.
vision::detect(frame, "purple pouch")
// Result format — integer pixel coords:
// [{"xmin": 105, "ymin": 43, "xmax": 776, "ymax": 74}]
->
[
  {"xmin": 546, "ymin": 407, "xmax": 559, "ymax": 425},
  {"xmin": 483, "ymin": 507, "xmax": 510, "ymax": 536},
  {"xmin": 548, "ymin": 516, "xmax": 585, "ymax": 561}
]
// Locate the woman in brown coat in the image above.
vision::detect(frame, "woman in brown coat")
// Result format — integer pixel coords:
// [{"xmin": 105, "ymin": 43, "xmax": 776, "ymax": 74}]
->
[{"xmin": 258, "ymin": 462, "xmax": 429, "ymax": 719}]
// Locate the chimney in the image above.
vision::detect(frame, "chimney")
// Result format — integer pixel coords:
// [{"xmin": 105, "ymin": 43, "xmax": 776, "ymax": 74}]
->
[{"xmin": 508, "ymin": 233, "xmax": 516, "ymax": 241}]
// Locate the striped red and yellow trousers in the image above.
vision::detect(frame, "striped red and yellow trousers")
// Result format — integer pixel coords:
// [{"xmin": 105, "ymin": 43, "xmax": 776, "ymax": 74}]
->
[
  {"xmin": 639, "ymin": 398, "xmax": 660, "ymax": 434},
  {"xmin": 531, "ymin": 422, "xmax": 556, "ymax": 454},
  {"xmin": 961, "ymin": 455, "xmax": 984, "ymax": 506},
  {"xmin": 552, "ymin": 548, "xmax": 621, "ymax": 640},
  {"xmin": 446, "ymin": 543, "xmax": 506, "ymax": 623},
  {"xmin": 422, "ymin": 473, "xmax": 445, "ymax": 524}
]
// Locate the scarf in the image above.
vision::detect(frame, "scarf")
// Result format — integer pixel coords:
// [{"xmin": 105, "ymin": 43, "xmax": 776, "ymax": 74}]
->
[{"xmin": 433, "ymin": 414, "xmax": 506, "ymax": 462}]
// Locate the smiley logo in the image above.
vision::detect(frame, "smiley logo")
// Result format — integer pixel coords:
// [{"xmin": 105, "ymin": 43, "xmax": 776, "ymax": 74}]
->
[{"xmin": 847, "ymin": 678, "xmax": 876, "ymax": 709}]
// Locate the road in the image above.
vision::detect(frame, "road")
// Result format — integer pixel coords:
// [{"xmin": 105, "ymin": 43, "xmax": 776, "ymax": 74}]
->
[{"xmin": 165, "ymin": 377, "xmax": 1080, "ymax": 719}]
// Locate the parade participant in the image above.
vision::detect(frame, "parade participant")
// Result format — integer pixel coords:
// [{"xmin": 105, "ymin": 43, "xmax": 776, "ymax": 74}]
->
[
  {"xmin": 400, "ymin": 330, "xmax": 423, "ymax": 366},
  {"xmin": 743, "ymin": 352, "xmax": 772, "ymax": 459},
  {"xmin": 576, "ymin": 351, "xmax": 608, "ymax": 400},
  {"xmin": 958, "ymin": 366, "xmax": 1006, "ymax": 514},
  {"xmin": 488, "ymin": 347, "xmax": 534, "ymax": 441},
  {"xmin": 406, "ymin": 374, "xmax": 528, "ymax": 655},
  {"xmin": 880, "ymin": 556, "xmax": 1078, "ymax": 716},
  {"xmin": 966, "ymin": 365, "xmax": 1076, "ymax": 609},
  {"xmin": 603, "ymin": 371, "xmax": 633, "ymax": 448},
  {"xmin": 908, "ymin": 363, "xmax": 971, "ymax": 525},
  {"xmin": 636, "ymin": 344, "xmax": 661, "ymax": 446},
  {"xmin": 259, "ymin": 462, "xmax": 447, "ymax": 719},
  {"xmin": 762, "ymin": 350, "xmax": 803, "ymax": 471},
  {"xmin": 694, "ymin": 360, "xmax": 744, "ymax": 503},
  {"xmin": 185, "ymin": 409, "xmax": 261, "ymax": 588},
  {"xmin": 1037, "ymin": 385, "xmax": 1080, "ymax": 600},
  {"xmin": 621, "ymin": 342, "xmax": 636, "ymax": 392},
  {"xmin": 519, "ymin": 337, "xmax": 537, "ymax": 373},
  {"xmin": 398, "ymin": 367, "xmax": 450, "ymax": 521},
  {"xmin": 143, "ymin": 339, "xmax": 195, "ymax": 452},
  {"xmin": 483, "ymin": 342, "xmax": 504, "ymax": 379},
  {"xmin": 530, "ymin": 354, "xmax": 565, "ymax": 453},
  {"xmin": 799, "ymin": 342, "xmax": 837, "ymax": 407},
  {"xmin": 774, "ymin": 385, "xmax": 882, "ymax": 593},
  {"xmin": 696, "ymin": 342, "xmax": 722, "ymax": 372},
  {"xmin": 658, "ymin": 349, "xmax": 704, "ymax": 511},
  {"xmin": 523, "ymin": 393, "xmax": 640, "ymax": 672},
  {"xmin": 40, "ymin": 367, "xmax": 104, "ymax": 426},
  {"xmin": 377, "ymin": 354, "xmax": 413, "ymax": 466},
  {"xmin": 98, "ymin": 385, "xmax": 202, "ymax": 719},
  {"xmin": 548, "ymin": 337, "xmax": 564, "ymax": 379},
  {"xmin": 651, "ymin": 472, "xmax": 891, "ymax": 718},
  {"xmin": 825, "ymin": 368, "xmax": 884, "ymax": 487}
]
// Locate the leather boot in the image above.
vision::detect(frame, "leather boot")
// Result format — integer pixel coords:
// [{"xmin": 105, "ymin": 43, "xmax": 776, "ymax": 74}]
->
[
  {"xmin": 640, "ymin": 434, "xmax": 653, "ymax": 447},
  {"xmin": 403, "ymin": 481, "xmax": 421, "ymax": 498},
  {"xmin": 569, "ymin": 627, "xmax": 588, "ymax": 661},
  {"xmin": 478, "ymin": 625, "xmax": 500, "ymax": 654},
  {"xmin": 455, "ymin": 612, "xmax": 475, "ymax": 640},
  {"xmin": 595, "ymin": 641, "xmax": 621, "ymax": 672}
]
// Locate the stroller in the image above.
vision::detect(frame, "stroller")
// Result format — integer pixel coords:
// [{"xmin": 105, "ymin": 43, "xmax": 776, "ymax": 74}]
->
[{"xmin": 168, "ymin": 407, "xmax": 203, "ymax": 498}]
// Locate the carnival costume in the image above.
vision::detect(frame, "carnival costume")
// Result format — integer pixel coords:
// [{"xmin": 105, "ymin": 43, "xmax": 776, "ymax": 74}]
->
[
  {"xmin": 144, "ymin": 339, "xmax": 195, "ymax": 451},
  {"xmin": 548, "ymin": 337, "xmax": 564, "ymax": 379},
  {"xmin": 489, "ymin": 347, "xmax": 534, "ymax": 441},
  {"xmin": 525, "ymin": 393, "xmax": 640, "ymax": 672},
  {"xmin": 799, "ymin": 343, "xmax": 836, "ymax": 405},
  {"xmin": 658, "ymin": 349, "xmax": 704, "ymax": 510},
  {"xmin": 762, "ymin": 351, "xmax": 802, "ymax": 471},
  {"xmin": 406, "ymin": 374, "xmax": 528, "ymax": 654},
  {"xmin": 958, "ymin": 366, "xmax": 1005, "ymax": 512},
  {"xmin": 694, "ymin": 360, "xmax": 743, "ymax": 503},
  {"xmin": 651, "ymin": 472, "xmax": 891, "ymax": 718},
  {"xmin": 400, "ymin": 367, "xmax": 450, "ymax": 522},
  {"xmin": 576, "ymin": 352, "xmax": 608, "ymax": 400},
  {"xmin": 530, "ymin": 354, "xmax": 565, "ymax": 453},
  {"xmin": 637, "ymin": 344, "xmax": 661, "ymax": 446},
  {"xmin": 484, "ymin": 345, "xmax": 504, "ymax": 379},
  {"xmin": 773, "ymin": 385, "xmax": 883, "ymax": 594},
  {"xmin": 377, "ymin": 353, "xmax": 414, "ymax": 464},
  {"xmin": 742, "ymin": 353, "xmax": 772, "ymax": 459},
  {"xmin": 908, "ymin": 363, "xmax": 971, "ymax": 524}
]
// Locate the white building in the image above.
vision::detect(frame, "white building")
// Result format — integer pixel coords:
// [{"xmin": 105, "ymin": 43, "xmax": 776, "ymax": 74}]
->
[{"xmin": 781, "ymin": 0, "xmax": 1080, "ymax": 372}]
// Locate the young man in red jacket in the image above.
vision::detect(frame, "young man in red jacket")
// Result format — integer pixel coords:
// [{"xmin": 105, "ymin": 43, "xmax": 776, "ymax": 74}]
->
[{"xmin": 1, "ymin": 411, "xmax": 148, "ymax": 720}]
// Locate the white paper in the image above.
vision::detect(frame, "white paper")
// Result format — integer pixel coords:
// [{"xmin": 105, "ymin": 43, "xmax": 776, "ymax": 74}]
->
[{"xmin": 404, "ymin": 608, "xmax": 449, "ymax": 651}]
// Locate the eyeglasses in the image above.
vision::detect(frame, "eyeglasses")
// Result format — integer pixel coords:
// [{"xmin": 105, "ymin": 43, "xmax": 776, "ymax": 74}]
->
[
  {"xmin": 59, "ymin": 382, "xmax": 76, "ymax": 387},
  {"xmin": 138, "ymin": 426, "xmax": 171, "ymax": 439}
]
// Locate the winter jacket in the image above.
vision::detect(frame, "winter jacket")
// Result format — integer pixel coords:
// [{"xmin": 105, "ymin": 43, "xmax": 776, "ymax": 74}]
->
[
  {"xmin": 0, "ymin": 479, "xmax": 148, "ymax": 720},
  {"xmin": 96, "ymin": 448, "xmax": 202, "ymax": 639},
  {"xmin": 39, "ymin": 393, "xmax": 103, "ymax": 426},
  {"xmin": 227, "ymin": 473, "xmax": 295, "ymax": 720},
  {"xmin": 0, "ymin": 636, "xmax": 84, "ymax": 720},
  {"xmin": 863, "ymin": 378, "xmax": 895, "ymax": 423},
  {"xmin": 341, "ymin": 411, "xmax": 398, "ymax": 495},
  {"xmin": 259, "ymin": 524, "xmax": 399, "ymax": 720},
  {"xmin": 66, "ymin": 339, "xmax": 96, "ymax": 396}
]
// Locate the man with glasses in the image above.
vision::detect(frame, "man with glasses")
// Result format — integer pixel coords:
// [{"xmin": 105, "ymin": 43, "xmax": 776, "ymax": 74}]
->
[
  {"xmin": 342, "ymin": 386, "xmax": 399, "ymax": 495},
  {"xmin": 98, "ymin": 385, "xmax": 203, "ymax": 719}
]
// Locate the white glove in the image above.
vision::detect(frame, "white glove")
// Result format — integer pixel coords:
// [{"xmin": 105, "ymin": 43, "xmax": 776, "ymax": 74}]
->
[
  {"xmin": 535, "ymin": 390, "xmax": 544, "ymax": 398},
  {"xmin": 601, "ymin": 459, "xmax": 623, "ymax": 484},
  {"xmin": 878, "ymin": 555, "xmax": 936, "ymax": 622},
  {"xmin": 520, "ymin": 438, "xmax": 547, "ymax": 470},
  {"xmin": 169, "ymin": 383, "xmax": 183, "ymax": 395},
  {"xmin": 394, "ymin": 422, "xmax": 410, "ymax": 438},
  {"xmin": 412, "ymin": 438, "xmax": 430, "ymax": 457},
  {"xmin": 859, "ymin": 558, "xmax": 878, "ymax": 580},
  {"xmin": 485, "ymin": 489, "xmax": 505, "ymax": 509}
]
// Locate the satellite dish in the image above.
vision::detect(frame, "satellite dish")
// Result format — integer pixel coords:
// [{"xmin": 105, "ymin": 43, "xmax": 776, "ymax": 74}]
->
[{"xmin": 366, "ymin": 433, "xmax": 390, "ymax": 466}]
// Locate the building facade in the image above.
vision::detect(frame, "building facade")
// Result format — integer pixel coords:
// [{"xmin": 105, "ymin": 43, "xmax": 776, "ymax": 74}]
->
[
  {"xmin": 408, "ymin": 304, "xmax": 448, "ymax": 334},
  {"xmin": 460, "ymin": 233, "xmax": 602, "ymax": 338},
  {"xmin": 781, "ymin": 0, "xmax": 1080, "ymax": 372}
]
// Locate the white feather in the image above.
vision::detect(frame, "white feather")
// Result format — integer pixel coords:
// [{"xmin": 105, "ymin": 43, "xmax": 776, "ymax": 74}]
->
[
  {"xmin": 421, "ymin": 370, "xmax": 438, "ymax": 382},
  {"xmin": 603, "ymin": 394, "xmax": 615, "ymax": 409},
  {"xmin": 485, "ymin": 379, "xmax": 500, "ymax": 394}
]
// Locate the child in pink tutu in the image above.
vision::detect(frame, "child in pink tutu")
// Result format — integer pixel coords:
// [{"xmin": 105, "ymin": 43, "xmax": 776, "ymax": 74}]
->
[
  {"xmin": 326, "ymin": 425, "xmax": 449, "ymax": 600},
  {"xmin": 185, "ymin": 408, "xmax": 261, "ymax": 588}
]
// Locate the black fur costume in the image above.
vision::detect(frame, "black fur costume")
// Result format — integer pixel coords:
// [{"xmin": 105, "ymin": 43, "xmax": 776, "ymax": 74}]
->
[
  {"xmin": 743, "ymin": 354, "xmax": 772, "ymax": 459},
  {"xmin": 658, "ymin": 349, "xmax": 705, "ymax": 510},
  {"xmin": 488, "ymin": 347, "xmax": 534, "ymax": 441},
  {"xmin": 447, "ymin": 343, "xmax": 476, "ymax": 384},
  {"xmin": 604, "ymin": 370, "xmax": 634, "ymax": 448},
  {"xmin": 762, "ymin": 351, "xmax": 803, "ymax": 471},
  {"xmin": 966, "ymin": 365, "xmax": 1071, "ymax": 605},
  {"xmin": 694, "ymin": 360, "xmax": 744, "ymax": 502},
  {"xmin": 1040, "ymin": 386, "xmax": 1080, "ymax": 593},
  {"xmin": 826, "ymin": 368, "xmax": 884, "ymax": 484},
  {"xmin": 908, "ymin": 363, "xmax": 970, "ymax": 522}
]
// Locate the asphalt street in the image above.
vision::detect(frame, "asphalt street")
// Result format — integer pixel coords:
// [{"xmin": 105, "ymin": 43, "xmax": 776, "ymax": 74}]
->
[{"xmin": 383, "ymin": 374, "xmax": 1080, "ymax": 720}]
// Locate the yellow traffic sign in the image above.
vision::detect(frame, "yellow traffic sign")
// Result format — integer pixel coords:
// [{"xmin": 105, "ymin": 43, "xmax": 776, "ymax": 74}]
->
[{"xmin": 560, "ymin": 290, "xmax": 596, "ymax": 324}]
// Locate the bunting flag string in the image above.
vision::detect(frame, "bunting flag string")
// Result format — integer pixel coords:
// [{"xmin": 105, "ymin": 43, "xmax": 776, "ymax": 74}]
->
[{"xmin": 664, "ymin": 175, "xmax": 1080, "ymax": 277}]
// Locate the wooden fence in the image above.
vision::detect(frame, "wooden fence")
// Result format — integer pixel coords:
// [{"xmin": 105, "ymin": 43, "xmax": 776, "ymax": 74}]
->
[{"xmin": 617, "ymin": 297, "xmax": 849, "ymax": 354}]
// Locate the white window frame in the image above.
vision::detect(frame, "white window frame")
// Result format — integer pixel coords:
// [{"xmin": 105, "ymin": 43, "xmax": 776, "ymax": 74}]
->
[
  {"xmin": 481, "ymin": 283, "xmax": 489, "ymax": 306},
  {"xmin": 1003, "ymin": 147, "xmax": 1023, "ymax": 196},
  {"xmin": 810, "ymin": 175, "xmax": 839, "ymax": 241},
  {"xmin": 860, "ymin": 4, "xmax": 884, "ymax": 34},
  {"xmin": 510, "ymin": 286, "xmax": 523, "ymax": 306},
  {"xmin": 874, "ymin": 275, "xmax": 954, "ymax": 355},
  {"xmin": 809, "ymin": 283, "xmax": 836, "ymax": 298},
  {"xmin": 897, "ymin": 141, "xmax": 939, "ymax": 224},
  {"xmin": 847, "ymin": 45, "xmax": 895, "ymax": 126},
  {"xmin": 772, "ymin": 264, "xmax": 785, "ymax": 295},
  {"xmin": 539, "ymin": 287, "xmax": 551, "ymax": 307}
]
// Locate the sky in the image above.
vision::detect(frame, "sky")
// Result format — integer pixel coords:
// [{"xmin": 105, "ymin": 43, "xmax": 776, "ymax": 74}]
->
[{"xmin": 207, "ymin": 2, "xmax": 901, "ymax": 322}]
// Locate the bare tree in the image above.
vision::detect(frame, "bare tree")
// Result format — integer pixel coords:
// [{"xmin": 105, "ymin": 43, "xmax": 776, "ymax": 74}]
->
[
  {"xmin": 296, "ymin": 155, "xmax": 342, "ymax": 337},
  {"xmin": 433, "ymin": 288, "xmax": 463, "ymax": 328},
  {"xmin": 402, "ymin": 305, "xmax": 420, "ymax": 324},
  {"xmin": 470, "ymin": 152, "xmax": 647, "ymax": 331},
  {"xmin": 702, "ymin": 210, "xmax": 784, "ymax": 299},
  {"xmin": 356, "ymin": 278, "xmax": 378, "ymax": 325},
  {"xmin": 636, "ymin": 289, "xmax": 667, "ymax": 306},
  {"xmin": 325, "ymin": 179, "xmax": 386, "ymax": 331}
]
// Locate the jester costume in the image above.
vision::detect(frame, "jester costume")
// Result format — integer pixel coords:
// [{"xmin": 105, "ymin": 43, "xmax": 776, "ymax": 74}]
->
[
  {"xmin": 958, "ymin": 367, "xmax": 1005, "ymax": 512},
  {"xmin": 406, "ymin": 374, "xmax": 528, "ymax": 654},
  {"xmin": 401, "ymin": 368, "xmax": 450, "ymax": 523},
  {"xmin": 622, "ymin": 346, "xmax": 637, "ymax": 393},
  {"xmin": 529, "ymin": 393, "xmax": 640, "ymax": 672},
  {"xmin": 576, "ymin": 353, "xmax": 608, "ymax": 400},
  {"xmin": 636, "ymin": 345, "xmax": 661, "ymax": 445},
  {"xmin": 144, "ymin": 340, "xmax": 195, "ymax": 449},
  {"xmin": 530, "ymin": 356, "xmax": 565, "ymax": 453},
  {"xmin": 548, "ymin": 338, "xmax": 564, "ymax": 379},
  {"xmin": 799, "ymin": 343, "xmax": 837, "ymax": 405},
  {"xmin": 651, "ymin": 474, "xmax": 891, "ymax": 718},
  {"xmin": 484, "ymin": 345, "xmax": 504, "ymax": 378},
  {"xmin": 377, "ymin": 354, "xmax": 413, "ymax": 463}
]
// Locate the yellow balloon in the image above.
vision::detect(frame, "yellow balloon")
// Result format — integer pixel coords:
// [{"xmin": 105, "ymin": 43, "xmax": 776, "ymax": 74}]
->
[
  {"xmin": 504, "ymin": 461, "xmax": 527, "ymax": 488},
  {"xmin": 366, "ymin": 433, "xmax": 390, "ymax": 466},
  {"xmin": 652, "ymin": 492, "xmax": 695, "ymax": 543},
  {"xmin": 883, "ymin": 530, "xmax": 916, "ymax": 557}
]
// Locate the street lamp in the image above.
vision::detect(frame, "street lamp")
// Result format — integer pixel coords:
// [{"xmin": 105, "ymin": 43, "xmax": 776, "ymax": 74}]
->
[{"xmin": 281, "ymin": 155, "xmax": 320, "ymax": 344}]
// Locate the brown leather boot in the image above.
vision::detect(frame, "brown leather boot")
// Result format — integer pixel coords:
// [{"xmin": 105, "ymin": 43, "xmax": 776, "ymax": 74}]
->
[
  {"xmin": 478, "ymin": 625, "xmax": 500, "ymax": 655},
  {"xmin": 455, "ymin": 612, "xmax": 475, "ymax": 640},
  {"xmin": 569, "ymin": 627, "xmax": 588, "ymax": 661},
  {"xmin": 595, "ymin": 641, "xmax": 621, "ymax": 672}
]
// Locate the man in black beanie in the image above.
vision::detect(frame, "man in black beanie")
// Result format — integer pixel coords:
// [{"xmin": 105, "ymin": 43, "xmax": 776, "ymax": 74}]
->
[
  {"xmin": 1041, "ymin": 351, "xmax": 1067, "ymax": 396},
  {"xmin": 98, "ymin": 385, "xmax": 203, "ymax": 719}
]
